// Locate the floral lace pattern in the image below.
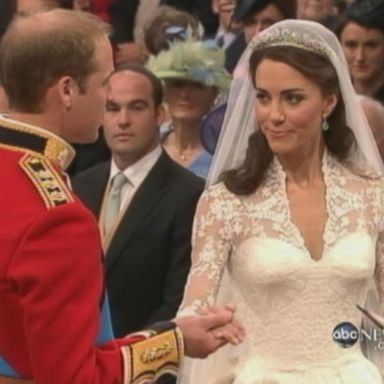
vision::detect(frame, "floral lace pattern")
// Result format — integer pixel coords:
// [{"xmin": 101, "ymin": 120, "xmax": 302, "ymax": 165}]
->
[{"xmin": 178, "ymin": 152, "xmax": 384, "ymax": 383}]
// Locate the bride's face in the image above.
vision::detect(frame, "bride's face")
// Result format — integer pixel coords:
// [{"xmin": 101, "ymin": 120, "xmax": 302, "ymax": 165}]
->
[{"xmin": 254, "ymin": 59, "xmax": 337, "ymax": 157}]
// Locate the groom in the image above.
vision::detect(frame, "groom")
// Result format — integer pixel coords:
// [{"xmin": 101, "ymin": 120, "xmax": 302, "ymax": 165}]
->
[{"xmin": 0, "ymin": 8, "xmax": 244, "ymax": 384}]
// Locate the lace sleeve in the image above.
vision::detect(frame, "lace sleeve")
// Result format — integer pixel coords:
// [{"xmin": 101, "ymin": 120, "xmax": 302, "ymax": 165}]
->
[
  {"xmin": 375, "ymin": 232, "xmax": 384, "ymax": 306},
  {"xmin": 367, "ymin": 180, "xmax": 384, "ymax": 374},
  {"xmin": 365, "ymin": 227, "xmax": 384, "ymax": 374},
  {"xmin": 374, "ymin": 177, "xmax": 384, "ymax": 307},
  {"xmin": 178, "ymin": 184, "xmax": 236, "ymax": 316}
]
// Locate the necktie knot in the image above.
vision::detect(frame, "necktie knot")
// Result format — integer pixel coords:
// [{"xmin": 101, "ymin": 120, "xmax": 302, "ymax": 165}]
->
[{"xmin": 111, "ymin": 172, "xmax": 128, "ymax": 196}]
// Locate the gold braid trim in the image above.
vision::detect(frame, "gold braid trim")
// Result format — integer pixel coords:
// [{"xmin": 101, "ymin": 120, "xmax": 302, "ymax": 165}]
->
[
  {"xmin": 121, "ymin": 328, "xmax": 184, "ymax": 384},
  {"xmin": 19, "ymin": 154, "xmax": 73, "ymax": 209}
]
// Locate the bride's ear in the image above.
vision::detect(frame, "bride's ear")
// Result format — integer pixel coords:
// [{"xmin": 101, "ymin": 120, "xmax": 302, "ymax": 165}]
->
[{"xmin": 323, "ymin": 93, "xmax": 338, "ymax": 117}]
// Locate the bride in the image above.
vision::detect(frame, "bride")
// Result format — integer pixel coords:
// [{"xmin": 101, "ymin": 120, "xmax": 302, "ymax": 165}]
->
[{"xmin": 177, "ymin": 19, "xmax": 384, "ymax": 383}]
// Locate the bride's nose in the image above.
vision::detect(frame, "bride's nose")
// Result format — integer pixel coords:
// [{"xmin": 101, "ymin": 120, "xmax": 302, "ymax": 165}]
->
[{"xmin": 270, "ymin": 103, "xmax": 285, "ymax": 125}]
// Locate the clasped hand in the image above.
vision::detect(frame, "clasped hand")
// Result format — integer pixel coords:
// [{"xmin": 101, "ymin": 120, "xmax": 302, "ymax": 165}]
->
[{"xmin": 174, "ymin": 304, "xmax": 245, "ymax": 358}]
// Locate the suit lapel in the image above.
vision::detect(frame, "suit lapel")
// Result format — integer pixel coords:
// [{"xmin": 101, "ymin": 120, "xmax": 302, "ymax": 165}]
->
[
  {"xmin": 104, "ymin": 152, "xmax": 171, "ymax": 271},
  {"xmin": 78, "ymin": 163, "xmax": 110, "ymax": 217}
]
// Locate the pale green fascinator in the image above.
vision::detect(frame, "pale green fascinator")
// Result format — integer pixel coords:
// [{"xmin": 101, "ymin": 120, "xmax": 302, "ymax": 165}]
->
[{"xmin": 146, "ymin": 40, "xmax": 232, "ymax": 90}]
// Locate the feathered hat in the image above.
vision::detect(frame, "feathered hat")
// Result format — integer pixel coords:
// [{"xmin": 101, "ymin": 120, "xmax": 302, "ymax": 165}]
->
[{"xmin": 146, "ymin": 40, "xmax": 232, "ymax": 89}]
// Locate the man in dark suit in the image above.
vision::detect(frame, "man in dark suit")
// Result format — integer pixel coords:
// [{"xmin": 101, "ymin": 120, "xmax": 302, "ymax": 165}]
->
[{"xmin": 72, "ymin": 63, "xmax": 204, "ymax": 338}]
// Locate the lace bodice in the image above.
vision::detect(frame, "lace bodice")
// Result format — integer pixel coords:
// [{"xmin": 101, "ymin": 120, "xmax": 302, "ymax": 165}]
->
[{"xmin": 178, "ymin": 153, "xmax": 384, "ymax": 383}]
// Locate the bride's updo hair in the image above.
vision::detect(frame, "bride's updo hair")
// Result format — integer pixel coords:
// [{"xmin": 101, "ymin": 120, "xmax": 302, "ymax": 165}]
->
[{"xmin": 223, "ymin": 45, "xmax": 356, "ymax": 195}]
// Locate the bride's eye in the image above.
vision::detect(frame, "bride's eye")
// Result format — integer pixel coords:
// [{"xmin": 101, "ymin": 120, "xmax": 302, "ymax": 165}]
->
[
  {"xmin": 285, "ymin": 93, "xmax": 304, "ymax": 105},
  {"xmin": 255, "ymin": 91, "xmax": 270, "ymax": 104}
]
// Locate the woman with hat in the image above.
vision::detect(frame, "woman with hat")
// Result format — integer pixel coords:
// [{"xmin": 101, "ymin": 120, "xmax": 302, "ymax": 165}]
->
[{"xmin": 147, "ymin": 40, "xmax": 231, "ymax": 178}]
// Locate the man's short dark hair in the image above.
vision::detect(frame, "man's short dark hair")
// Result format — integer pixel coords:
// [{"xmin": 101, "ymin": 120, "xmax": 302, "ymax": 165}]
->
[{"xmin": 111, "ymin": 63, "xmax": 164, "ymax": 107}]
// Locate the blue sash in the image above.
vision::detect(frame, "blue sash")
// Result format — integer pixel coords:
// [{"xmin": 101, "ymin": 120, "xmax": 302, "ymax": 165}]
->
[
  {"xmin": 0, "ymin": 355, "xmax": 19, "ymax": 378},
  {"xmin": 97, "ymin": 292, "xmax": 114, "ymax": 344}
]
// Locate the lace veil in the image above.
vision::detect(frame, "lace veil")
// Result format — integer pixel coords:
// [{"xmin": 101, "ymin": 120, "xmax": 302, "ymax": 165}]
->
[
  {"xmin": 177, "ymin": 19, "xmax": 384, "ymax": 383},
  {"xmin": 206, "ymin": 19, "xmax": 384, "ymax": 187}
]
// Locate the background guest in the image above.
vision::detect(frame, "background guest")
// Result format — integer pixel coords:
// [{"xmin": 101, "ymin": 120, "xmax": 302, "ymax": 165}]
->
[
  {"xmin": 160, "ymin": 0, "xmax": 219, "ymax": 37},
  {"xmin": 72, "ymin": 64, "xmax": 204, "ymax": 336},
  {"xmin": 335, "ymin": 0, "xmax": 384, "ymax": 103},
  {"xmin": 225, "ymin": 0, "xmax": 297, "ymax": 73},
  {"xmin": 147, "ymin": 40, "xmax": 231, "ymax": 178},
  {"xmin": 144, "ymin": 5, "xmax": 203, "ymax": 56},
  {"xmin": 296, "ymin": 0, "xmax": 338, "ymax": 22},
  {"xmin": 212, "ymin": 0, "xmax": 241, "ymax": 49}
]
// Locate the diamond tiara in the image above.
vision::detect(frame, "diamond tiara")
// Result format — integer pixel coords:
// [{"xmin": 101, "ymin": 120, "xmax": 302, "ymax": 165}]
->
[{"xmin": 250, "ymin": 28, "xmax": 330, "ymax": 58}]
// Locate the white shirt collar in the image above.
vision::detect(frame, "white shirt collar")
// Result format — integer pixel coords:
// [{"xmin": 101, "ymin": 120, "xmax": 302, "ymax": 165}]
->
[{"xmin": 109, "ymin": 145, "xmax": 162, "ymax": 188}]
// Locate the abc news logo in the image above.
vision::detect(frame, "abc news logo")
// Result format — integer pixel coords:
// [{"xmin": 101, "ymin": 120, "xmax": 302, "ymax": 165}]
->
[{"xmin": 333, "ymin": 322, "xmax": 384, "ymax": 350}]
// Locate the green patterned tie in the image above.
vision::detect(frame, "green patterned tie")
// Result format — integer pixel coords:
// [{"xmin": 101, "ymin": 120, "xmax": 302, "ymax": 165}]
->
[{"xmin": 104, "ymin": 172, "xmax": 128, "ymax": 234}]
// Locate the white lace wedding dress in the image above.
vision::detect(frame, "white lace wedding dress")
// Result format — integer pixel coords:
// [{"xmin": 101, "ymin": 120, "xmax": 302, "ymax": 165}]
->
[{"xmin": 177, "ymin": 152, "xmax": 384, "ymax": 383}]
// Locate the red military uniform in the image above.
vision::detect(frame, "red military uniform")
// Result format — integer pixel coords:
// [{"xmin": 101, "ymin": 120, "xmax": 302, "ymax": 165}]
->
[{"xmin": 0, "ymin": 116, "xmax": 183, "ymax": 384}]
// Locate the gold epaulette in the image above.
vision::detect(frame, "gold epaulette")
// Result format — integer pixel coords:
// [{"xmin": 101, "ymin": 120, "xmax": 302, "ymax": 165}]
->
[
  {"xmin": 19, "ymin": 154, "xmax": 74, "ymax": 209},
  {"xmin": 0, "ymin": 116, "xmax": 75, "ymax": 171},
  {"xmin": 121, "ymin": 327, "xmax": 184, "ymax": 384}
]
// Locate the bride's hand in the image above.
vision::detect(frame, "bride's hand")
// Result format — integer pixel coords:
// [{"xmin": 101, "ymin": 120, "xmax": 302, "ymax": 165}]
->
[{"xmin": 201, "ymin": 304, "xmax": 245, "ymax": 345}]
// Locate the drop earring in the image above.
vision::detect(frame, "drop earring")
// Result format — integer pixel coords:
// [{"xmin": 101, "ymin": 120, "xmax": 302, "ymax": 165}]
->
[{"xmin": 321, "ymin": 114, "xmax": 329, "ymax": 131}]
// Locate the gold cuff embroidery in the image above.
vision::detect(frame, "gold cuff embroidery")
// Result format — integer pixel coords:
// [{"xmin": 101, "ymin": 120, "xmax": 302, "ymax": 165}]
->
[{"xmin": 122, "ymin": 328, "xmax": 184, "ymax": 384}]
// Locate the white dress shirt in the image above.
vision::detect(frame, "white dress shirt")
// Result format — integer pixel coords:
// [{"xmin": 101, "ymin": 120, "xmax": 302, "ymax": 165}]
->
[{"xmin": 108, "ymin": 145, "xmax": 162, "ymax": 212}]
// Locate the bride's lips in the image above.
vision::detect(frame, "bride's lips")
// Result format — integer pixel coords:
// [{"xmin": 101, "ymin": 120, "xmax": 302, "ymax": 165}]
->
[
  {"xmin": 266, "ymin": 129, "xmax": 291, "ymax": 138},
  {"xmin": 353, "ymin": 65, "xmax": 369, "ymax": 72}
]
